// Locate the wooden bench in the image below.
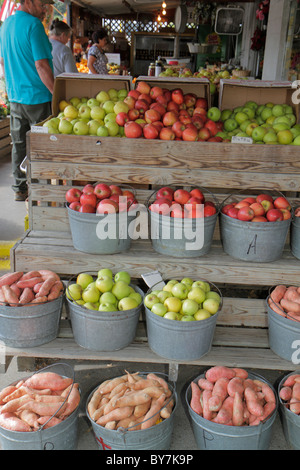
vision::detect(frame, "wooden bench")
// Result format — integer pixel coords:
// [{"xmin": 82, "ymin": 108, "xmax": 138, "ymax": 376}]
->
[{"xmin": 8, "ymin": 134, "xmax": 300, "ymax": 377}]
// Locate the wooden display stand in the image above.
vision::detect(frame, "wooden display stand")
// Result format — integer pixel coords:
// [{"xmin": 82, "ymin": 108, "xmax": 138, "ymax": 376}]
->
[
  {"xmin": 8, "ymin": 133, "xmax": 300, "ymax": 377},
  {"xmin": 0, "ymin": 117, "xmax": 11, "ymax": 159}
]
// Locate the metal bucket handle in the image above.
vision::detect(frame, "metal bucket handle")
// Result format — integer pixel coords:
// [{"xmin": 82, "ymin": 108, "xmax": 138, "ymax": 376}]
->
[
  {"xmin": 267, "ymin": 285, "xmax": 300, "ymax": 323},
  {"xmin": 220, "ymin": 187, "xmax": 292, "ymax": 212},
  {"xmin": 115, "ymin": 371, "xmax": 176, "ymax": 439},
  {"xmin": 146, "ymin": 185, "xmax": 220, "ymax": 212}
]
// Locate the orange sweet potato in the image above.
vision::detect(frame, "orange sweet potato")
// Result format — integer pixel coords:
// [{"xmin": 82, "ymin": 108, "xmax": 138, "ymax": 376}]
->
[
  {"xmin": 19, "ymin": 287, "xmax": 35, "ymax": 305},
  {"xmin": 36, "ymin": 276, "xmax": 58, "ymax": 298},
  {"xmin": 205, "ymin": 366, "xmax": 236, "ymax": 383},
  {"xmin": 37, "ymin": 415, "xmax": 63, "ymax": 429},
  {"xmin": 232, "ymin": 392, "xmax": 245, "ymax": 426},
  {"xmin": 232, "ymin": 368, "xmax": 248, "ymax": 379},
  {"xmin": 190, "ymin": 382, "xmax": 202, "ymax": 415},
  {"xmin": 0, "ymin": 386, "xmax": 17, "ymax": 405},
  {"xmin": 20, "ymin": 271, "xmax": 42, "ymax": 281},
  {"xmin": 280, "ymin": 298, "xmax": 300, "ymax": 314},
  {"xmin": 198, "ymin": 378, "xmax": 214, "ymax": 391},
  {"xmin": 19, "ymin": 409, "xmax": 39, "ymax": 428},
  {"xmin": 0, "ymin": 271, "xmax": 23, "ymax": 288},
  {"xmin": 227, "ymin": 377, "xmax": 244, "ymax": 398},
  {"xmin": 2, "ymin": 285, "xmax": 20, "ymax": 305},
  {"xmin": 140, "ymin": 393, "xmax": 166, "ymax": 430},
  {"xmin": 24, "ymin": 372, "xmax": 73, "ymax": 391},
  {"xmin": 16, "ymin": 277, "xmax": 43, "ymax": 289},
  {"xmin": 134, "ymin": 400, "xmax": 151, "ymax": 418},
  {"xmin": 270, "ymin": 284, "xmax": 287, "ymax": 303},
  {"xmin": 47, "ymin": 281, "xmax": 64, "ymax": 301},
  {"xmin": 38, "ymin": 270, "xmax": 60, "ymax": 282},
  {"xmin": 213, "ymin": 396, "xmax": 234, "ymax": 425},
  {"xmin": 202, "ymin": 389, "xmax": 213, "ymax": 421},
  {"xmin": 0, "ymin": 412, "xmax": 32, "ymax": 432},
  {"xmin": 244, "ymin": 387, "xmax": 264, "ymax": 417},
  {"xmin": 279, "ymin": 386, "xmax": 292, "ymax": 401},
  {"xmin": 212, "ymin": 377, "xmax": 229, "ymax": 401},
  {"xmin": 96, "ymin": 406, "xmax": 133, "ymax": 426},
  {"xmin": 283, "ymin": 374, "xmax": 300, "ymax": 387},
  {"xmin": 112, "ymin": 390, "xmax": 151, "ymax": 409}
]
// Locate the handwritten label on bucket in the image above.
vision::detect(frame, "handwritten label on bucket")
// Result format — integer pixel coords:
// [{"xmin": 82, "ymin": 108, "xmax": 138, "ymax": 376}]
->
[{"xmin": 247, "ymin": 234, "xmax": 257, "ymax": 255}]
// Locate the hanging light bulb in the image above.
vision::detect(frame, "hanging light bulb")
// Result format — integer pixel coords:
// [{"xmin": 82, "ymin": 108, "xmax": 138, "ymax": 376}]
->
[
  {"xmin": 162, "ymin": 8, "xmax": 166, "ymax": 15},
  {"xmin": 162, "ymin": 1, "xmax": 166, "ymax": 8},
  {"xmin": 157, "ymin": 13, "xmax": 161, "ymax": 22}
]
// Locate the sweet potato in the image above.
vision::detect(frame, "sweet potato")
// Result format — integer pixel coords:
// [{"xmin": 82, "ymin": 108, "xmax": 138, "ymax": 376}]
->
[
  {"xmin": 227, "ymin": 377, "xmax": 244, "ymax": 398},
  {"xmin": 268, "ymin": 298, "xmax": 286, "ymax": 317},
  {"xmin": 30, "ymin": 296, "xmax": 48, "ymax": 304},
  {"xmin": 19, "ymin": 409, "xmax": 39, "ymax": 428},
  {"xmin": 47, "ymin": 281, "xmax": 64, "ymax": 301},
  {"xmin": 292, "ymin": 382, "xmax": 300, "ymax": 401},
  {"xmin": 202, "ymin": 389, "xmax": 213, "ymax": 421},
  {"xmin": 134, "ymin": 401, "xmax": 151, "ymax": 418},
  {"xmin": 198, "ymin": 378, "xmax": 214, "ymax": 391},
  {"xmin": 33, "ymin": 282, "xmax": 43, "ymax": 294},
  {"xmin": 284, "ymin": 288, "xmax": 300, "ymax": 304},
  {"xmin": 98, "ymin": 377, "xmax": 126, "ymax": 395},
  {"xmin": 19, "ymin": 400, "xmax": 67, "ymax": 417},
  {"xmin": 108, "ymin": 381, "xmax": 128, "ymax": 399},
  {"xmin": 0, "ymin": 287, "xmax": 6, "ymax": 305},
  {"xmin": 232, "ymin": 392, "xmax": 245, "ymax": 426},
  {"xmin": 0, "ymin": 385, "xmax": 17, "ymax": 405},
  {"xmin": 140, "ymin": 393, "xmax": 166, "ymax": 430},
  {"xmin": 213, "ymin": 396, "xmax": 234, "ymax": 425},
  {"xmin": 112, "ymin": 390, "xmax": 151, "ymax": 409},
  {"xmin": 20, "ymin": 271, "xmax": 42, "ymax": 281},
  {"xmin": 190, "ymin": 382, "xmax": 202, "ymax": 415},
  {"xmin": 261, "ymin": 383, "xmax": 276, "ymax": 403},
  {"xmin": 2, "ymin": 285, "xmax": 20, "ymax": 305},
  {"xmin": 96, "ymin": 406, "xmax": 133, "ymax": 426},
  {"xmin": 283, "ymin": 374, "xmax": 300, "ymax": 387},
  {"xmin": 19, "ymin": 287, "xmax": 35, "ymax": 305},
  {"xmin": 160, "ymin": 398, "xmax": 174, "ymax": 419},
  {"xmin": 0, "ymin": 412, "xmax": 32, "ymax": 432},
  {"xmin": 38, "ymin": 270, "xmax": 60, "ymax": 282},
  {"xmin": 132, "ymin": 378, "xmax": 160, "ymax": 390},
  {"xmin": 0, "ymin": 394, "xmax": 32, "ymax": 414},
  {"xmin": 279, "ymin": 386, "xmax": 292, "ymax": 402},
  {"xmin": 24, "ymin": 372, "xmax": 73, "ymax": 391},
  {"xmin": 244, "ymin": 387, "xmax": 264, "ymax": 417},
  {"xmin": 88, "ymin": 389, "xmax": 102, "ymax": 417},
  {"xmin": 105, "ymin": 420, "xmax": 116, "ymax": 430},
  {"xmin": 205, "ymin": 366, "xmax": 236, "ymax": 383},
  {"xmin": 232, "ymin": 368, "xmax": 248, "ymax": 379},
  {"xmin": 16, "ymin": 277, "xmax": 43, "ymax": 289},
  {"xmin": 10, "ymin": 283, "xmax": 21, "ymax": 298},
  {"xmin": 212, "ymin": 377, "xmax": 229, "ymax": 401},
  {"xmin": 270, "ymin": 284, "xmax": 286, "ymax": 303},
  {"xmin": 2, "ymin": 386, "xmax": 28, "ymax": 402},
  {"xmin": 60, "ymin": 384, "xmax": 80, "ymax": 418},
  {"xmin": 147, "ymin": 373, "xmax": 169, "ymax": 392},
  {"xmin": 37, "ymin": 415, "xmax": 63, "ymax": 429},
  {"xmin": 208, "ymin": 395, "xmax": 223, "ymax": 412},
  {"xmin": 37, "ymin": 276, "xmax": 58, "ymax": 298},
  {"xmin": 280, "ymin": 298, "xmax": 300, "ymax": 314},
  {"xmin": 289, "ymin": 397, "xmax": 300, "ymax": 414},
  {"xmin": 0, "ymin": 271, "xmax": 23, "ymax": 288}
]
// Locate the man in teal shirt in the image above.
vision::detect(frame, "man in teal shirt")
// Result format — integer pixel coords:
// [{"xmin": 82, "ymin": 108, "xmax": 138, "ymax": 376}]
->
[{"xmin": 0, "ymin": 0, "xmax": 55, "ymax": 200}]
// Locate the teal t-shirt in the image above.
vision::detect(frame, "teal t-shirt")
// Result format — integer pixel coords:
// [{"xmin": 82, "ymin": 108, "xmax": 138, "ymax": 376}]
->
[{"xmin": 0, "ymin": 11, "xmax": 53, "ymax": 104}]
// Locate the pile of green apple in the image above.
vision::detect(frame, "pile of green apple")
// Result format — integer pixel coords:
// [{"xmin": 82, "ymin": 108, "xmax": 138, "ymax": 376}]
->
[
  {"xmin": 43, "ymin": 87, "xmax": 129, "ymax": 137},
  {"xmin": 218, "ymin": 100, "xmax": 300, "ymax": 145},
  {"xmin": 66, "ymin": 269, "xmax": 143, "ymax": 312},
  {"xmin": 144, "ymin": 278, "xmax": 222, "ymax": 322}
]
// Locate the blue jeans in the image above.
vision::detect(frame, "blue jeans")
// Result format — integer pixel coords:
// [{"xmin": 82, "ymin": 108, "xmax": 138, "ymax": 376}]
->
[{"xmin": 9, "ymin": 102, "xmax": 51, "ymax": 193}]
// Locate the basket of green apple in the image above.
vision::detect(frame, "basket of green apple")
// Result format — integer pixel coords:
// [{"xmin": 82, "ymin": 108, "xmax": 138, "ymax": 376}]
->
[
  {"xmin": 147, "ymin": 186, "xmax": 219, "ymax": 258},
  {"xmin": 144, "ymin": 277, "xmax": 222, "ymax": 361},
  {"xmin": 66, "ymin": 269, "xmax": 144, "ymax": 351},
  {"xmin": 65, "ymin": 183, "xmax": 138, "ymax": 255}
]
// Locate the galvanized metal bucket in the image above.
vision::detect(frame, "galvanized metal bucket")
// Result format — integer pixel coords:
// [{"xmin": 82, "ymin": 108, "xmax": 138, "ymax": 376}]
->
[
  {"xmin": 266, "ymin": 294, "xmax": 300, "ymax": 362},
  {"xmin": 290, "ymin": 211, "xmax": 300, "ymax": 259},
  {"xmin": 186, "ymin": 371, "xmax": 278, "ymax": 450},
  {"xmin": 66, "ymin": 280, "xmax": 144, "ymax": 352},
  {"xmin": 144, "ymin": 281, "xmax": 222, "ymax": 361},
  {"xmin": 278, "ymin": 370, "xmax": 300, "ymax": 449},
  {"xmin": 0, "ymin": 363, "xmax": 80, "ymax": 450},
  {"xmin": 148, "ymin": 186, "xmax": 219, "ymax": 258},
  {"xmin": 86, "ymin": 372, "xmax": 177, "ymax": 450},
  {"xmin": 220, "ymin": 190, "xmax": 291, "ymax": 262},
  {"xmin": 0, "ymin": 294, "xmax": 63, "ymax": 347}
]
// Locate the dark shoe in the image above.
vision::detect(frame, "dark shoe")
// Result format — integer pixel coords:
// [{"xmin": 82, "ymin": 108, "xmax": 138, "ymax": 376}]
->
[{"xmin": 14, "ymin": 191, "xmax": 28, "ymax": 201}]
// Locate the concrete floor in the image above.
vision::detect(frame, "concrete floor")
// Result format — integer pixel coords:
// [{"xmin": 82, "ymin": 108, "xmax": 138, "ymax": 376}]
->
[{"xmin": 0, "ymin": 154, "xmax": 294, "ymax": 451}]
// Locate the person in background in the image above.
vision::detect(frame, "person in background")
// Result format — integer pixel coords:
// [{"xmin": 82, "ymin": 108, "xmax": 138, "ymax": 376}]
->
[
  {"xmin": 87, "ymin": 28, "xmax": 109, "ymax": 75},
  {"xmin": 0, "ymin": 0, "xmax": 54, "ymax": 201},
  {"xmin": 49, "ymin": 18, "xmax": 78, "ymax": 78}
]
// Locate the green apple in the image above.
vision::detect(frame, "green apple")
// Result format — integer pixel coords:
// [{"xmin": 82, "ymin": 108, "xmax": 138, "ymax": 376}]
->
[
  {"xmin": 108, "ymin": 88, "xmax": 118, "ymax": 100},
  {"xmin": 64, "ymin": 105, "xmax": 78, "ymax": 120},
  {"xmin": 207, "ymin": 107, "xmax": 221, "ymax": 122},
  {"xmin": 234, "ymin": 111, "xmax": 248, "ymax": 125},
  {"xmin": 239, "ymin": 119, "xmax": 251, "ymax": 132},
  {"xmin": 99, "ymin": 302, "xmax": 118, "ymax": 312},
  {"xmin": 157, "ymin": 290, "xmax": 172, "ymax": 303},
  {"xmin": 256, "ymin": 104, "xmax": 265, "ymax": 115},
  {"xmin": 164, "ymin": 311, "xmax": 179, "ymax": 320},
  {"xmin": 224, "ymin": 118, "xmax": 238, "ymax": 132},
  {"xmin": 82, "ymin": 284, "xmax": 101, "ymax": 304},
  {"xmin": 76, "ymin": 273, "xmax": 94, "ymax": 289},
  {"xmin": 285, "ymin": 113, "xmax": 296, "ymax": 127},
  {"xmin": 220, "ymin": 109, "xmax": 232, "ymax": 121},
  {"xmin": 80, "ymin": 97, "xmax": 88, "ymax": 103},
  {"xmin": 188, "ymin": 286, "xmax": 206, "ymax": 304},
  {"xmin": 293, "ymin": 135, "xmax": 300, "ymax": 145},
  {"xmin": 114, "ymin": 271, "xmax": 131, "ymax": 284},
  {"xmin": 104, "ymin": 112, "xmax": 117, "ymax": 123},
  {"xmin": 84, "ymin": 302, "xmax": 100, "ymax": 310},
  {"xmin": 118, "ymin": 296, "xmax": 138, "ymax": 311},
  {"xmin": 43, "ymin": 117, "xmax": 60, "ymax": 129},
  {"xmin": 129, "ymin": 291, "xmax": 142, "ymax": 305},
  {"xmin": 73, "ymin": 120, "xmax": 89, "ymax": 135},
  {"xmin": 205, "ymin": 291, "xmax": 221, "ymax": 303},
  {"xmin": 66, "ymin": 283, "xmax": 82, "ymax": 301},
  {"xmin": 96, "ymin": 90, "xmax": 110, "ymax": 103},
  {"xmin": 261, "ymin": 107, "xmax": 273, "ymax": 122},
  {"xmin": 251, "ymin": 126, "xmax": 267, "ymax": 142},
  {"xmin": 192, "ymin": 281, "xmax": 210, "ymax": 292},
  {"xmin": 272, "ymin": 104, "xmax": 285, "ymax": 117},
  {"xmin": 246, "ymin": 122, "xmax": 258, "ymax": 136},
  {"xmin": 98, "ymin": 268, "xmax": 113, "ymax": 279},
  {"xmin": 242, "ymin": 107, "xmax": 255, "ymax": 120},
  {"xmin": 194, "ymin": 309, "xmax": 211, "ymax": 320},
  {"xmin": 78, "ymin": 104, "xmax": 91, "ymax": 120},
  {"xmin": 272, "ymin": 122, "xmax": 290, "ymax": 133},
  {"xmin": 75, "ymin": 299, "xmax": 85, "ymax": 306},
  {"xmin": 151, "ymin": 302, "xmax": 167, "ymax": 316},
  {"xmin": 100, "ymin": 291, "xmax": 117, "ymax": 305},
  {"xmin": 180, "ymin": 315, "xmax": 195, "ymax": 321},
  {"xmin": 144, "ymin": 293, "xmax": 160, "ymax": 309},
  {"xmin": 91, "ymin": 106, "xmax": 106, "ymax": 121},
  {"xmin": 244, "ymin": 100, "xmax": 258, "ymax": 111},
  {"xmin": 95, "ymin": 275, "xmax": 114, "ymax": 293},
  {"xmin": 114, "ymin": 101, "xmax": 129, "ymax": 115},
  {"xmin": 69, "ymin": 96, "xmax": 81, "ymax": 107},
  {"xmin": 102, "ymin": 100, "xmax": 116, "ymax": 114},
  {"xmin": 163, "ymin": 280, "xmax": 178, "ymax": 292},
  {"xmin": 58, "ymin": 119, "xmax": 73, "ymax": 134},
  {"xmin": 97, "ymin": 125, "xmax": 109, "ymax": 137},
  {"xmin": 273, "ymin": 115, "xmax": 291, "ymax": 127},
  {"xmin": 105, "ymin": 121, "xmax": 120, "ymax": 136},
  {"xmin": 171, "ymin": 282, "xmax": 189, "ymax": 300},
  {"xmin": 112, "ymin": 280, "xmax": 131, "ymax": 300},
  {"xmin": 117, "ymin": 89, "xmax": 128, "ymax": 100},
  {"xmin": 202, "ymin": 298, "xmax": 220, "ymax": 315},
  {"xmin": 181, "ymin": 299, "xmax": 199, "ymax": 316},
  {"xmin": 263, "ymin": 131, "xmax": 278, "ymax": 144},
  {"xmin": 87, "ymin": 98, "xmax": 99, "ymax": 108},
  {"xmin": 88, "ymin": 120, "xmax": 102, "ymax": 135},
  {"xmin": 290, "ymin": 127, "xmax": 300, "ymax": 139},
  {"xmin": 164, "ymin": 296, "xmax": 182, "ymax": 313},
  {"xmin": 181, "ymin": 277, "xmax": 194, "ymax": 288}
]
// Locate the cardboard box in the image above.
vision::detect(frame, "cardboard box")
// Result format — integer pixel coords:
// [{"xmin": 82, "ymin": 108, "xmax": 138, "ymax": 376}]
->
[
  {"xmin": 218, "ymin": 79, "xmax": 299, "ymax": 122},
  {"xmin": 134, "ymin": 76, "xmax": 211, "ymax": 108}
]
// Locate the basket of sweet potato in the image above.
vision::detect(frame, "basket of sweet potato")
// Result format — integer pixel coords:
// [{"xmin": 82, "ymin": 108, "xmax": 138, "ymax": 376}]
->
[
  {"xmin": 278, "ymin": 371, "xmax": 300, "ymax": 449},
  {"xmin": 267, "ymin": 284, "xmax": 300, "ymax": 362},
  {"xmin": 186, "ymin": 366, "xmax": 278, "ymax": 450},
  {"xmin": 86, "ymin": 370, "xmax": 177, "ymax": 450},
  {"xmin": 0, "ymin": 363, "xmax": 80, "ymax": 450},
  {"xmin": 0, "ymin": 269, "xmax": 64, "ymax": 347}
]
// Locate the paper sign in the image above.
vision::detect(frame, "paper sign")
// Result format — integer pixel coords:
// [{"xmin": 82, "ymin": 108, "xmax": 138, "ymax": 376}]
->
[
  {"xmin": 31, "ymin": 125, "xmax": 48, "ymax": 134},
  {"xmin": 231, "ymin": 135, "xmax": 253, "ymax": 144},
  {"xmin": 141, "ymin": 270, "xmax": 165, "ymax": 290}
]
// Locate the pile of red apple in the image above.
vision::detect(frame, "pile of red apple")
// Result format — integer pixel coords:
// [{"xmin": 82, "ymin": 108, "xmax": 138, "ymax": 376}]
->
[
  {"xmin": 121, "ymin": 81, "xmax": 225, "ymax": 142},
  {"xmin": 149, "ymin": 186, "xmax": 217, "ymax": 218},
  {"xmin": 221, "ymin": 193, "xmax": 292, "ymax": 222},
  {"xmin": 65, "ymin": 183, "xmax": 137, "ymax": 214}
]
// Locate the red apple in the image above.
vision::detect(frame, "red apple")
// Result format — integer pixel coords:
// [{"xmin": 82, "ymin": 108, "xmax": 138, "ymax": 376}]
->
[
  {"xmin": 171, "ymin": 88, "xmax": 184, "ymax": 105},
  {"xmin": 266, "ymin": 208, "xmax": 284, "ymax": 222},
  {"xmin": 179, "ymin": 114, "xmax": 192, "ymax": 126},
  {"xmin": 80, "ymin": 192, "xmax": 97, "ymax": 208},
  {"xmin": 155, "ymin": 94, "xmax": 168, "ymax": 108},
  {"xmin": 227, "ymin": 207, "xmax": 239, "ymax": 218},
  {"xmin": 79, "ymin": 203, "xmax": 95, "ymax": 213},
  {"xmin": 163, "ymin": 111, "xmax": 178, "ymax": 127},
  {"xmin": 241, "ymin": 197, "xmax": 256, "ymax": 204},
  {"xmin": 159, "ymin": 127, "xmax": 175, "ymax": 141},
  {"xmin": 116, "ymin": 112, "xmax": 129, "ymax": 126},
  {"xmin": 280, "ymin": 208, "xmax": 292, "ymax": 220},
  {"xmin": 128, "ymin": 89, "xmax": 141, "ymax": 100},
  {"xmin": 69, "ymin": 201, "xmax": 81, "ymax": 211},
  {"xmin": 156, "ymin": 186, "xmax": 174, "ymax": 201},
  {"xmin": 94, "ymin": 183, "xmax": 111, "ymax": 200},
  {"xmin": 152, "ymin": 120, "xmax": 164, "ymax": 132},
  {"xmin": 274, "ymin": 196, "xmax": 291, "ymax": 211},
  {"xmin": 249, "ymin": 202, "xmax": 265, "ymax": 216},
  {"xmin": 170, "ymin": 203, "xmax": 186, "ymax": 218},
  {"xmin": 123, "ymin": 96, "xmax": 136, "ymax": 110},
  {"xmin": 82, "ymin": 184, "xmax": 94, "ymax": 195},
  {"xmin": 150, "ymin": 102, "xmax": 166, "ymax": 117},
  {"xmin": 222, "ymin": 203, "xmax": 235, "ymax": 215},
  {"xmin": 149, "ymin": 197, "xmax": 172, "ymax": 215},
  {"xmin": 109, "ymin": 185, "xmax": 123, "ymax": 196},
  {"xmin": 252, "ymin": 215, "xmax": 268, "ymax": 222},
  {"xmin": 167, "ymin": 100, "xmax": 179, "ymax": 113},
  {"xmin": 198, "ymin": 127, "xmax": 211, "ymax": 141},
  {"xmin": 128, "ymin": 108, "xmax": 140, "ymax": 121},
  {"xmin": 143, "ymin": 123, "xmax": 159, "ymax": 139},
  {"xmin": 96, "ymin": 198, "xmax": 119, "ymax": 214},
  {"xmin": 193, "ymin": 107, "xmax": 207, "ymax": 119},
  {"xmin": 163, "ymin": 89, "xmax": 172, "ymax": 103},
  {"xmin": 186, "ymin": 196, "xmax": 203, "ymax": 208},
  {"xmin": 192, "ymin": 116, "xmax": 205, "ymax": 129},
  {"xmin": 136, "ymin": 81, "xmax": 151, "ymax": 95},
  {"xmin": 150, "ymin": 86, "xmax": 164, "ymax": 100},
  {"xmin": 207, "ymin": 136, "xmax": 223, "ymax": 142},
  {"xmin": 195, "ymin": 97, "xmax": 208, "ymax": 110},
  {"xmin": 261, "ymin": 200, "xmax": 274, "ymax": 212},
  {"xmin": 144, "ymin": 108, "xmax": 161, "ymax": 124},
  {"xmin": 172, "ymin": 120, "xmax": 186, "ymax": 139},
  {"xmin": 256, "ymin": 193, "xmax": 274, "ymax": 204},
  {"xmin": 139, "ymin": 93, "xmax": 152, "ymax": 105},
  {"xmin": 204, "ymin": 119, "xmax": 218, "ymax": 137},
  {"xmin": 124, "ymin": 121, "xmax": 143, "ymax": 138},
  {"xmin": 65, "ymin": 187, "xmax": 82, "ymax": 203},
  {"xmin": 234, "ymin": 200, "xmax": 250, "ymax": 210},
  {"xmin": 237, "ymin": 206, "xmax": 255, "ymax": 221},
  {"xmin": 182, "ymin": 126, "xmax": 198, "ymax": 141},
  {"xmin": 184, "ymin": 93, "xmax": 197, "ymax": 108},
  {"xmin": 135, "ymin": 99, "xmax": 149, "ymax": 114},
  {"xmin": 204, "ymin": 204, "xmax": 217, "ymax": 217},
  {"xmin": 190, "ymin": 188, "xmax": 205, "ymax": 203},
  {"xmin": 186, "ymin": 206, "xmax": 204, "ymax": 218},
  {"xmin": 174, "ymin": 189, "xmax": 190, "ymax": 205}
]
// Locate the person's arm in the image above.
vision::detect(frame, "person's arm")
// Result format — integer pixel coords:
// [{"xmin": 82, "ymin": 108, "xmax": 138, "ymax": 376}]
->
[
  {"xmin": 35, "ymin": 58, "xmax": 54, "ymax": 94},
  {"xmin": 88, "ymin": 55, "xmax": 98, "ymax": 74}
]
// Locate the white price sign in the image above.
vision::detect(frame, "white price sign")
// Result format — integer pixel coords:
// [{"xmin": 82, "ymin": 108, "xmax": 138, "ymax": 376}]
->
[
  {"xmin": 231, "ymin": 135, "xmax": 253, "ymax": 144},
  {"xmin": 141, "ymin": 270, "xmax": 165, "ymax": 290}
]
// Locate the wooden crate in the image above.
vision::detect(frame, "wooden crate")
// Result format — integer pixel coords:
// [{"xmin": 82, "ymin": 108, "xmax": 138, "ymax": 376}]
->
[{"xmin": 0, "ymin": 117, "xmax": 11, "ymax": 159}]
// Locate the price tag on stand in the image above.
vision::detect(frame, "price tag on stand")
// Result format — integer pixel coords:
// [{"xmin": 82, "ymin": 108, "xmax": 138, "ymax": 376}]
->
[
  {"xmin": 141, "ymin": 270, "xmax": 165, "ymax": 290},
  {"xmin": 231, "ymin": 135, "xmax": 253, "ymax": 144}
]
